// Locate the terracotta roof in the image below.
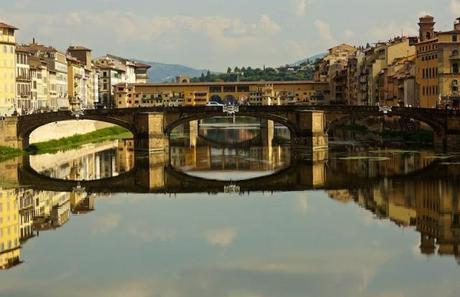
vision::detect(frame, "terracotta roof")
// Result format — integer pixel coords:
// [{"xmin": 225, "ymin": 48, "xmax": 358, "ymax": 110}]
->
[
  {"xmin": 134, "ymin": 62, "xmax": 152, "ymax": 69},
  {"xmin": 21, "ymin": 43, "xmax": 58, "ymax": 54},
  {"xmin": 68, "ymin": 45, "xmax": 91, "ymax": 51},
  {"xmin": 0, "ymin": 22, "xmax": 18, "ymax": 30}
]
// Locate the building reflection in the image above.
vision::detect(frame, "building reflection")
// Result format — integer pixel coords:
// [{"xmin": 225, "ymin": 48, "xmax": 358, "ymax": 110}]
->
[
  {"xmin": 1, "ymin": 137, "xmax": 460, "ymax": 269},
  {"xmin": 328, "ymin": 161, "xmax": 460, "ymax": 264}
]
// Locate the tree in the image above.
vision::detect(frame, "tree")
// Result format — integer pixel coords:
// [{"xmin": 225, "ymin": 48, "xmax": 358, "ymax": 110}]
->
[
  {"xmin": 200, "ymin": 72, "xmax": 205, "ymax": 82},
  {"xmin": 227, "ymin": 67, "xmax": 232, "ymax": 74}
]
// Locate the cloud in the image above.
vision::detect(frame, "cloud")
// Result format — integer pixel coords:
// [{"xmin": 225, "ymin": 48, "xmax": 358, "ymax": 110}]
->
[
  {"xmin": 344, "ymin": 29, "xmax": 355, "ymax": 39},
  {"xmin": 292, "ymin": 0, "xmax": 310, "ymax": 16},
  {"xmin": 204, "ymin": 227, "xmax": 238, "ymax": 247},
  {"xmin": 451, "ymin": 0, "xmax": 460, "ymax": 16},
  {"xmin": 127, "ymin": 224, "xmax": 175, "ymax": 242},
  {"xmin": 296, "ymin": 195, "xmax": 309, "ymax": 215},
  {"xmin": 313, "ymin": 19, "xmax": 337, "ymax": 46},
  {"xmin": 367, "ymin": 21, "xmax": 417, "ymax": 41},
  {"xmin": 91, "ymin": 214, "xmax": 120, "ymax": 234}
]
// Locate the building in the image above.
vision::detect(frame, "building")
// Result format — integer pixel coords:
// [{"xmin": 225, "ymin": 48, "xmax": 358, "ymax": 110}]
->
[
  {"xmin": 67, "ymin": 46, "xmax": 98, "ymax": 109},
  {"xmin": 114, "ymin": 81, "xmax": 330, "ymax": 108},
  {"xmin": 94, "ymin": 54, "xmax": 150, "ymax": 108},
  {"xmin": 0, "ymin": 22, "xmax": 17, "ymax": 116},
  {"xmin": 21, "ymin": 40, "xmax": 69, "ymax": 111},
  {"xmin": 15, "ymin": 46, "xmax": 32, "ymax": 113},
  {"xmin": 314, "ymin": 44, "xmax": 357, "ymax": 104},
  {"xmin": 66, "ymin": 55, "xmax": 85, "ymax": 109},
  {"xmin": 415, "ymin": 16, "xmax": 460, "ymax": 108},
  {"xmin": 416, "ymin": 16, "xmax": 440, "ymax": 108},
  {"xmin": 0, "ymin": 188, "xmax": 21, "ymax": 270},
  {"xmin": 29, "ymin": 55, "xmax": 49, "ymax": 110}
]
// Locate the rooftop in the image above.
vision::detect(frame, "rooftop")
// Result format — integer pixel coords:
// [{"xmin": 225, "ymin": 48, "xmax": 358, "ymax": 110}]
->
[
  {"xmin": 0, "ymin": 22, "xmax": 18, "ymax": 30},
  {"xmin": 68, "ymin": 45, "xmax": 92, "ymax": 51}
]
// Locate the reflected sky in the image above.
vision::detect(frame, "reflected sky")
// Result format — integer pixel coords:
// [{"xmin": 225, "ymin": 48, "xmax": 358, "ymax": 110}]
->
[
  {"xmin": 1, "ymin": 125, "xmax": 460, "ymax": 297},
  {"xmin": 1, "ymin": 192, "xmax": 459, "ymax": 297}
]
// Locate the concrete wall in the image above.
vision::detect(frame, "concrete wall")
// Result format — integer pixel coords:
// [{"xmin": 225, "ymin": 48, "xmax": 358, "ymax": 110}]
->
[{"xmin": 29, "ymin": 120, "xmax": 114, "ymax": 144}]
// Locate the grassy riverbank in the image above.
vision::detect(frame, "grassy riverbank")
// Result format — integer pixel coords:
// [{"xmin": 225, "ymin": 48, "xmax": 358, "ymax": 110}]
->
[
  {"xmin": 27, "ymin": 126, "xmax": 132, "ymax": 154},
  {"xmin": 0, "ymin": 146, "xmax": 23, "ymax": 162}
]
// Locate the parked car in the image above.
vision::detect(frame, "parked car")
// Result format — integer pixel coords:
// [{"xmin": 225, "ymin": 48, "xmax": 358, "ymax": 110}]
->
[{"xmin": 206, "ymin": 101, "xmax": 224, "ymax": 107}]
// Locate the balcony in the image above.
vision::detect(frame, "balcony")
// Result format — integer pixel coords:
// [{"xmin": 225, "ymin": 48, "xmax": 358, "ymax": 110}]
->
[{"xmin": 16, "ymin": 75, "xmax": 31, "ymax": 82}]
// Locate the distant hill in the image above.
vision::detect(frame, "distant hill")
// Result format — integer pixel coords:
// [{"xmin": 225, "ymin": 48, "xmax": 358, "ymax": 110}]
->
[
  {"xmin": 135, "ymin": 60, "xmax": 208, "ymax": 82},
  {"xmin": 136, "ymin": 54, "xmax": 326, "ymax": 83},
  {"xmin": 291, "ymin": 53, "xmax": 327, "ymax": 66}
]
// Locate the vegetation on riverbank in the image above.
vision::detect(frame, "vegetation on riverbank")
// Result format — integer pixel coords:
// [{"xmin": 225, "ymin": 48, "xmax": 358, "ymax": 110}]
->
[
  {"xmin": 27, "ymin": 126, "xmax": 132, "ymax": 154},
  {"xmin": 0, "ymin": 146, "xmax": 23, "ymax": 162}
]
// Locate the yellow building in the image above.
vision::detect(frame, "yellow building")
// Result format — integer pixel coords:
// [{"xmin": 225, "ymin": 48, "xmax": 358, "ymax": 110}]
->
[
  {"xmin": 114, "ymin": 81, "xmax": 329, "ymax": 108},
  {"xmin": 0, "ymin": 22, "xmax": 17, "ymax": 116},
  {"xmin": 416, "ymin": 16, "xmax": 460, "ymax": 108},
  {"xmin": 67, "ymin": 55, "xmax": 85, "ymax": 109},
  {"xmin": 0, "ymin": 188, "xmax": 21, "ymax": 269}
]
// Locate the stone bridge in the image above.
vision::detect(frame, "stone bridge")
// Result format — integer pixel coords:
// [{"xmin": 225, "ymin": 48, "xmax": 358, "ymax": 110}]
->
[
  {"xmin": 2, "ymin": 105, "xmax": 460, "ymax": 151},
  {"xmin": 14, "ymin": 152, "xmax": 452, "ymax": 194}
]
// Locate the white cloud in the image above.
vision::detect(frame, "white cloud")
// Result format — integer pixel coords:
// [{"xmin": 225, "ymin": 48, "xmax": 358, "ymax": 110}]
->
[
  {"xmin": 91, "ymin": 214, "xmax": 120, "ymax": 234},
  {"xmin": 296, "ymin": 195, "xmax": 309, "ymax": 215},
  {"xmin": 204, "ymin": 227, "xmax": 238, "ymax": 247},
  {"xmin": 450, "ymin": 0, "xmax": 460, "ymax": 16},
  {"xmin": 344, "ymin": 29, "xmax": 355, "ymax": 39},
  {"xmin": 417, "ymin": 10, "xmax": 432, "ymax": 18},
  {"xmin": 313, "ymin": 19, "xmax": 337, "ymax": 46},
  {"xmin": 127, "ymin": 224, "xmax": 175, "ymax": 242},
  {"xmin": 367, "ymin": 21, "xmax": 417, "ymax": 41},
  {"xmin": 292, "ymin": 0, "xmax": 310, "ymax": 16}
]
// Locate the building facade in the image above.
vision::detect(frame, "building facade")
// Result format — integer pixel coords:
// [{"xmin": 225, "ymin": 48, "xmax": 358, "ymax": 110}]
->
[
  {"xmin": 114, "ymin": 81, "xmax": 330, "ymax": 108},
  {"xmin": 15, "ymin": 46, "xmax": 32, "ymax": 113},
  {"xmin": 0, "ymin": 23, "xmax": 17, "ymax": 116}
]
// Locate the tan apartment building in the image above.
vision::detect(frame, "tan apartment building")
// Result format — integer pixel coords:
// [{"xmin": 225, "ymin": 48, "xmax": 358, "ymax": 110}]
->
[
  {"xmin": 0, "ymin": 22, "xmax": 17, "ymax": 116},
  {"xmin": 415, "ymin": 16, "xmax": 460, "ymax": 108},
  {"xmin": 114, "ymin": 81, "xmax": 330, "ymax": 108},
  {"xmin": 15, "ymin": 46, "xmax": 32, "ymax": 113},
  {"xmin": 68, "ymin": 46, "xmax": 98, "ymax": 109},
  {"xmin": 21, "ymin": 41, "xmax": 69, "ymax": 111},
  {"xmin": 315, "ymin": 44, "xmax": 357, "ymax": 104}
]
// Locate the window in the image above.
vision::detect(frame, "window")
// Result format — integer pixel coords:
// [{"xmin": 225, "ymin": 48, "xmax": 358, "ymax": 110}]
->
[
  {"xmin": 454, "ymin": 35, "xmax": 458, "ymax": 42},
  {"xmin": 453, "ymin": 63, "xmax": 459, "ymax": 74},
  {"xmin": 453, "ymin": 50, "xmax": 459, "ymax": 57}
]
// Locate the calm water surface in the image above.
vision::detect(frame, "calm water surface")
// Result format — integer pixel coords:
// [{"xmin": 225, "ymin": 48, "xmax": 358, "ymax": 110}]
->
[{"xmin": 0, "ymin": 125, "xmax": 459, "ymax": 297}]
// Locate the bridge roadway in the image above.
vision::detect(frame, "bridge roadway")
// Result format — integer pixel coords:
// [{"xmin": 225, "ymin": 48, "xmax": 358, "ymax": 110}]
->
[
  {"xmin": 8, "ymin": 105, "xmax": 460, "ymax": 151},
  {"xmin": 16, "ymin": 154, "xmax": 455, "ymax": 194}
]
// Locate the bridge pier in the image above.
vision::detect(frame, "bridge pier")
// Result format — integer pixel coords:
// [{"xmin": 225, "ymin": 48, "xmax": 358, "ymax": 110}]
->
[
  {"xmin": 434, "ymin": 132, "xmax": 460, "ymax": 152},
  {"xmin": 290, "ymin": 111, "xmax": 328, "ymax": 159},
  {"xmin": 260, "ymin": 119, "xmax": 274, "ymax": 147},
  {"xmin": 134, "ymin": 112, "xmax": 169, "ymax": 152},
  {"xmin": 0, "ymin": 117, "xmax": 24, "ymax": 150}
]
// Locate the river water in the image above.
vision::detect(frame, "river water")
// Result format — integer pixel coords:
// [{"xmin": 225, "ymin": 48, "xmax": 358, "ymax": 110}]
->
[{"xmin": 0, "ymin": 124, "xmax": 459, "ymax": 297}]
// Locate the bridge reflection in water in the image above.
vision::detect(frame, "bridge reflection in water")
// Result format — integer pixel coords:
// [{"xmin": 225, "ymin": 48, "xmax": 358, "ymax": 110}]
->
[{"xmin": 1, "ymin": 133, "xmax": 460, "ymax": 269}]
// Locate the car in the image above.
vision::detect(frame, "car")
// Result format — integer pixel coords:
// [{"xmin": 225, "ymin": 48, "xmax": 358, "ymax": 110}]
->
[{"xmin": 206, "ymin": 101, "xmax": 224, "ymax": 107}]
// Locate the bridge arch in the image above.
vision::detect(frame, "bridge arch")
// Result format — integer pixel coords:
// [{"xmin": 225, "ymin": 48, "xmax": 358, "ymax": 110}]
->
[
  {"xmin": 223, "ymin": 95, "xmax": 238, "ymax": 105},
  {"xmin": 17, "ymin": 111, "xmax": 136, "ymax": 148},
  {"xmin": 164, "ymin": 112, "xmax": 298, "ymax": 137},
  {"xmin": 326, "ymin": 110, "xmax": 445, "ymax": 136},
  {"xmin": 209, "ymin": 95, "xmax": 223, "ymax": 104}
]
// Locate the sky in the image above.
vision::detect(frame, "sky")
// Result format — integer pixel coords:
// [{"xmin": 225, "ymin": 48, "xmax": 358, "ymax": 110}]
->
[{"xmin": 1, "ymin": 0, "xmax": 460, "ymax": 71}]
